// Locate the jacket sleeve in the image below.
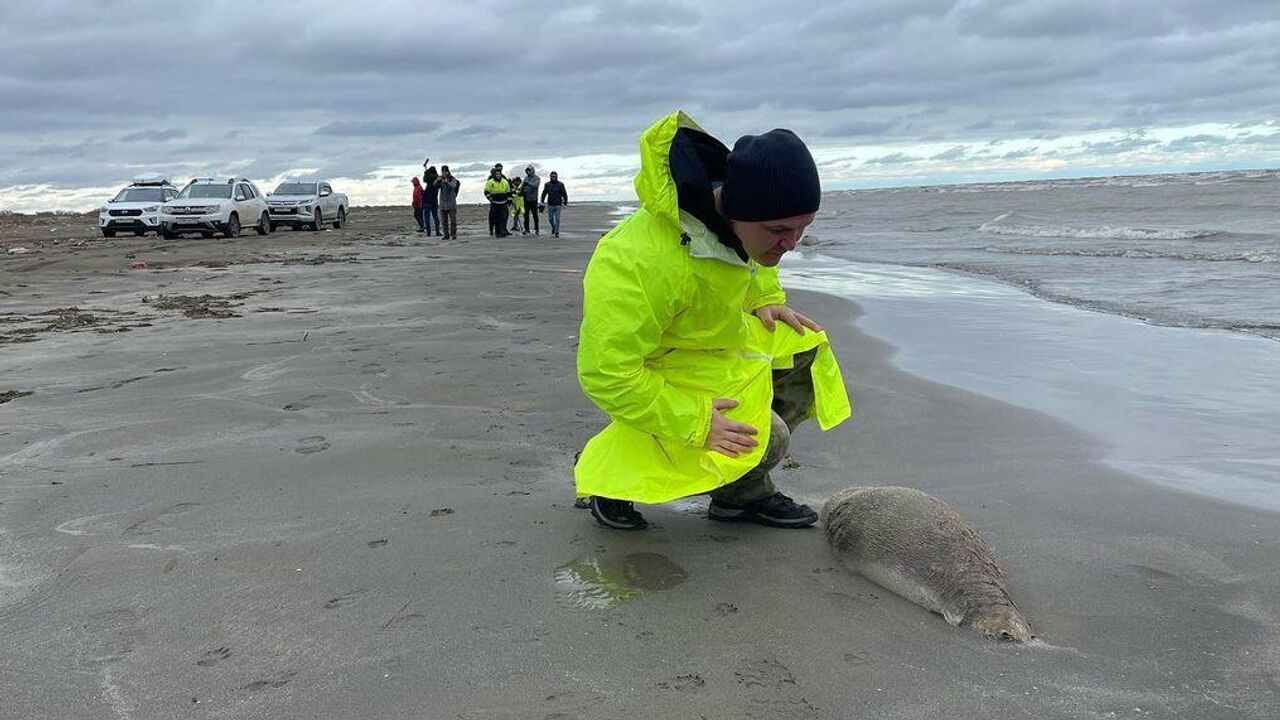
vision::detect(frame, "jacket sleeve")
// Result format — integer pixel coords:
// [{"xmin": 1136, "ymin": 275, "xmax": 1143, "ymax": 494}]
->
[
  {"xmin": 577, "ymin": 238, "xmax": 710, "ymax": 447},
  {"xmin": 744, "ymin": 263, "xmax": 787, "ymax": 311}
]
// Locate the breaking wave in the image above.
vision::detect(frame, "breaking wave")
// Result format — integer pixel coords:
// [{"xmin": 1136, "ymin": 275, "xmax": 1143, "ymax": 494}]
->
[
  {"xmin": 979, "ymin": 212, "xmax": 1221, "ymax": 241},
  {"xmin": 982, "ymin": 245, "xmax": 1279, "ymax": 264}
]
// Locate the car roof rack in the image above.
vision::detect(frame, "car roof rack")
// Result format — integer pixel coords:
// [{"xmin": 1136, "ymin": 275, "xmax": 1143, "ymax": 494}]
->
[{"xmin": 131, "ymin": 172, "xmax": 172, "ymax": 186}]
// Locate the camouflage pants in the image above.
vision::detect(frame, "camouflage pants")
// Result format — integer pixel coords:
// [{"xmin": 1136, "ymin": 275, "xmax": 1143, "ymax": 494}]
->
[{"xmin": 708, "ymin": 348, "xmax": 817, "ymax": 506}]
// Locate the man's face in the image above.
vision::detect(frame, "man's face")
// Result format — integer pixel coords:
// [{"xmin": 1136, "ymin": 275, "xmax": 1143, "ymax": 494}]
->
[
  {"xmin": 550, "ymin": 173, "xmax": 557, "ymax": 181},
  {"xmin": 525, "ymin": 167, "xmax": 534, "ymax": 176},
  {"xmin": 731, "ymin": 213, "xmax": 815, "ymax": 267}
]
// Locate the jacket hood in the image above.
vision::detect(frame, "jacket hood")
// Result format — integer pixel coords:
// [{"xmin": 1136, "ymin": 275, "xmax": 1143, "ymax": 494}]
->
[{"xmin": 634, "ymin": 111, "xmax": 746, "ymax": 261}]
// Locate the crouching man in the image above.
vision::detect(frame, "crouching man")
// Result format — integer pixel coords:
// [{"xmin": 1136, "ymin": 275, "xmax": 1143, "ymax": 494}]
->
[{"xmin": 575, "ymin": 111, "xmax": 851, "ymax": 530}]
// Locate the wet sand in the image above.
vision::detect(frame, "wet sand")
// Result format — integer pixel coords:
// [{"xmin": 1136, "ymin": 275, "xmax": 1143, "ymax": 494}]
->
[{"xmin": 2, "ymin": 204, "xmax": 1278, "ymax": 719}]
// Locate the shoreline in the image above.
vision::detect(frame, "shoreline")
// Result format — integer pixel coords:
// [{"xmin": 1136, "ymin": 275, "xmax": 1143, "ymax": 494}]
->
[
  {"xmin": 2, "ymin": 208, "xmax": 1279, "ymax": 717},
  {"xmin": 787, "ymin": 253, "xmax": 1280, "ymax": 514}
]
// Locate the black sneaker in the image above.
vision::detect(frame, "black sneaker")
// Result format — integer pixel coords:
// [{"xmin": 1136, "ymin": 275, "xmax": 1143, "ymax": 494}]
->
[
  {"xmin": 707, "ymin": 492, "xmax": 817, "ymax": 528},
  {"xmin": 589, "ymin": 497, "xmax": 648, "ymax": 530}
]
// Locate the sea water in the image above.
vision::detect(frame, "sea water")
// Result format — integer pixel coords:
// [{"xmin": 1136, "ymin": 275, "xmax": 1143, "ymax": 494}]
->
[{"xmin": 787, "ymin": 169, "xmax": 1280, "ymax": 511}]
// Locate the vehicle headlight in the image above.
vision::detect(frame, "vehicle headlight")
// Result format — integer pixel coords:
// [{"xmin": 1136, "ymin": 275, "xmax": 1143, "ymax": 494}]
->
[
  {"xmin": 143, "ymin": 205, "xmax": 159, "ymax": 212},
  {"xmin": 299, "ymin": 204, "xmax": 312, "ymax": 211},
  {"xmin": 100, "ymin": 206, "xmax": 109, "ymax": 214}
]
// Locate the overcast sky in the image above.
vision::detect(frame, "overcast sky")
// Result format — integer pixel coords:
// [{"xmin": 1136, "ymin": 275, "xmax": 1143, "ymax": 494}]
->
[{"xmin": 2, "ymin": 0, "xmax": 1278, "ymax": 211}]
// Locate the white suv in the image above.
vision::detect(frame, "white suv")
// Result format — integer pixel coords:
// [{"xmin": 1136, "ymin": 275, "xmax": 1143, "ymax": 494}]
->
[
  {"xmin": 161, "ymin": 177, "xmax": 272, "ymax": 239},
  {"xmin": 99, "ymin": 174, "xmax": 178, "ymax": 237}
]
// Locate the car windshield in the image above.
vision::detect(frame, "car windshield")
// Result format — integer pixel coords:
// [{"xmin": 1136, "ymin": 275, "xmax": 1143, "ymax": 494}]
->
[
  {"xmin": 112, "ymin": 188, "xmax": 165, "ymax": 203},
  {"xmin": 274, "ymin": 183, "xmax": 317, "ymax": 195},
  {"xmin": 178, "ymin": 184, "xmax": 233, "ymax": 199}
]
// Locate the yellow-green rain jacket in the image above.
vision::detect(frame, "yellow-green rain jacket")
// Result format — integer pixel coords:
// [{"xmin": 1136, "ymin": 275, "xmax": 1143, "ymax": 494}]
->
[{"xmin": 574, "ymin": 111, "xmax": 851, "ymax": 504}]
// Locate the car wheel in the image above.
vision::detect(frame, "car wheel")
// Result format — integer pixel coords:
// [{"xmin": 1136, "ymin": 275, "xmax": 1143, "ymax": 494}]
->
[
  {"xmin": 102, "ymin": 229, "xmax": 117, "ymax": 238},
  {"xmin": 161, "ymin": 227, "xmax": 177, "ymax": 240},
  {"xmin": 224, "ymin": 213, "xmax": 241, "ymax": 238},
  {"xmin": 333, "ymin": 207, "xmax": 346, "ymax": 229},
  {"xmin": 133, "ymin": 230, "xmax": 145, "ymax": 237},
  {"xmin": 256, "ymin": 212, "xmax": 270, "ymax": 236},
  {"xmin": 309, "ymin": 209, "xmax": 322, "ymax": 231}
]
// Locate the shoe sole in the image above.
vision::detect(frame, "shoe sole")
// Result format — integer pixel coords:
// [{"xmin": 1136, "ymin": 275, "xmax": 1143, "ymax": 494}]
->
[
  {"xmin": 589, "ymin": 500, "xmax": 648, "ymax": 530},
  {"xmin": 707, "ymin": 506, "xmax": 817, "ymax": 528}
]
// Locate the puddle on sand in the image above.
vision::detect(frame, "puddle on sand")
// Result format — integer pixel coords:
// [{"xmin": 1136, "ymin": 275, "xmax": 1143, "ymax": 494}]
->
[{"xmin": 554, "ymin": 552, "xmax": 688, "ymax": 610}]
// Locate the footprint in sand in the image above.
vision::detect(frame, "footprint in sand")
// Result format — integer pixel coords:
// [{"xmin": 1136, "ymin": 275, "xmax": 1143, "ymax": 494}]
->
[
  {"xmin": 196, "ymin": 646, "xmax": 232, "ymax": 667},
  {"xmin": 322, "ymin": 588, "xmax": 367, "ymax": 609},
  {"xmin": 242, "ymin": 671, "xmax": 296, "ymax": 691},
  {"xmin": 295, "ymin": 436, "xmax": 330, "ymax": 454},
  {"xmin": 123, "ymin": 502, "xmax": 201, "ymax": 536},
  {"xmin": 283, "ymin": 394, "xmax": 326, "ymax": 411}
]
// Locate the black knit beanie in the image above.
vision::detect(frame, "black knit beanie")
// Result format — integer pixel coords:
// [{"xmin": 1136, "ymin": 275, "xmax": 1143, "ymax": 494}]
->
[{"xmin": 721, "ymin": 129, "xmax": 821, "ymax": 221}]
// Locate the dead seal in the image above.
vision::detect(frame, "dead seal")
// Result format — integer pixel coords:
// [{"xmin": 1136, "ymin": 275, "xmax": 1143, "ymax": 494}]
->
[{"xmin": 822, "ymin": 486, "xmax": 1033, "ymax": 642}]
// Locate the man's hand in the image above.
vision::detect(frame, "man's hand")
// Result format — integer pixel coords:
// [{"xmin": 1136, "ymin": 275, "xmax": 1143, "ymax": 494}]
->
[
  {"xmin": 755, "ymin": 305, "xmax": 822, "ymax": 334},
  {"xmin": 704, "ymin": 398, "xmax": 758, "ymax": 458}
]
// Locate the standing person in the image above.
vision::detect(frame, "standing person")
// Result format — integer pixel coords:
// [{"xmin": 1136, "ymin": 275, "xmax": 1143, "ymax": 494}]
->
[
  {"xmin": 521, "ymin": 165, "xmax": 541, "ymax": 235},
  {"xmin": 483, "ymin": 167, "xmax": 512, "ymax": 237},
  {"xmin": 421, "ymin": 165, "xmax": 441, "ymax": 236},
  {"xmin": 411, "ymin": 176, "xmax": 425, "ymax": 232},
  {"xmin": 509, "ymin": 177, "xmax": 525, "ymax": 233},
  {"xmin": 437, "ymin": 165, "xmax": 461, "ymax": 240},
  {"xmin": 541, "ymin": 171, "xmax": 568, "ymax": 237},
  {"xmin": 574, "ymin": 111, "xmax": 851, "ymax": 530}
]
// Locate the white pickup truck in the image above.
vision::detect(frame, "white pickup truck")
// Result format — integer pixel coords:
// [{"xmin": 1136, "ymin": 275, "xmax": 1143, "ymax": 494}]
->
[{"xmin": 265, "ymin": 181, "xmax": 348, "ymax": 231}]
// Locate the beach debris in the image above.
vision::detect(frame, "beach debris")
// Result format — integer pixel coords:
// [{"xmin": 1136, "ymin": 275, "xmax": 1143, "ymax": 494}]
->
[
  {"xmin": 283, "ymin": 253, "xmax": 360, "ymax": 266},
  {"xmin": 657, "ymin": 673, "xmax": 706, "ymax": 692},
  {"xmin": 1, "ymin": 306, "xmax": 145, "ymax": 344},
  {"xmin": 429, "ymin": 507, "xmax": 455, "ymax": 517},
  {"xmin": 129, "ymin": 261, "xmax": 148, "ymax": 269},
  {"xmin": 799, "ymin": 234, "xmax": 819, "ymax": 246},
  {"xmin": 144, "ymin": 293, "xmax": 255, "ymax": 319},
  {"xmin": 7, "ymin": 246, "xmax": 31, "ymax": 254},
  {"xmin": 0, "ymin": 390, "xmax": 34, "ymax": 404},
  {"xmin": 823, "ymin": 486, "xmax": 1033, "ymax": 642},
  {"xmin": 42, "ymin": 307, "xmax": 100, "ymax": 330}
]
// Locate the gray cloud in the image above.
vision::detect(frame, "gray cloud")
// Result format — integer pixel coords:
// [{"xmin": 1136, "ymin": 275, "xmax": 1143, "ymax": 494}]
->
[
  {"xmin": 436, "ymin": 124, "xmax": 502, "ymax": 142},
  {"xmin": 1164, "ymin": 134, "xmax": 1230, "ymax": 151},
  {"xmin": 121, "ymin": 128, "xmax": 188, "ymax": 143},
  {"xmin": 1001, "ymin": 147, "xmax": 1040, "ymax": 160},
  {"xmin": 865, "ymin": 152, "xmax": 919, "ymax": 165},
  {"xmin": 1, "ymin": 0, "xmax": 1277, "ymax": 207},
  {"xmin": 1079, "ymin": 133, "xmax": 1160, "ymax": 155},
  {"xmin": 314, "ymin": 119, "xmax": 443, "ymax": 137},
  {"xmin": 929, "ymin": 146, "xmax": 968, "ymax": 161}
]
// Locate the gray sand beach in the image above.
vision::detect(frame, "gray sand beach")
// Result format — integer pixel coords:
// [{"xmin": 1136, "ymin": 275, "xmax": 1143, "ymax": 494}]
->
[{"xmin": 2, "ymin": 205, "xmax": 1278, "ymax": 719}]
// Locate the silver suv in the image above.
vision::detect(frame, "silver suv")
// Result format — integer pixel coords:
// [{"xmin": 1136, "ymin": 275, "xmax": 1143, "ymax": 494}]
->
[{"xmin": 161, "ymin": 177, "xmax": 271, "ymax": 239}]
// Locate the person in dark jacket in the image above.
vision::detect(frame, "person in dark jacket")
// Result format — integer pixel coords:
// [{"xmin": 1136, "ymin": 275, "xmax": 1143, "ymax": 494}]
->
[
  {"xmin": 521, "ymin": 165, "xmax": 541, "ymax": 235},
  {"xmin": 540, "ymin": 171, "xmax": 568, "ymax": 237},
  {"xmin": 437, "ymin": 166, "xmax": 461, "ymax": 240},
  {"xmin": 421, "ymin": 165, "xmax": 441, "ymax": 236},
  {"xmin": 411, "ymin": 176, "xmax": 425, "ymax": 231}
]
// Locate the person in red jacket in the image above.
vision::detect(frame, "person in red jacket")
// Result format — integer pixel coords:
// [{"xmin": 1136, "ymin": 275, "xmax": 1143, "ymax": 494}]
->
[{"xmin": 411, "ymin": 177, "xmax": 425, "ymax": 231}]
